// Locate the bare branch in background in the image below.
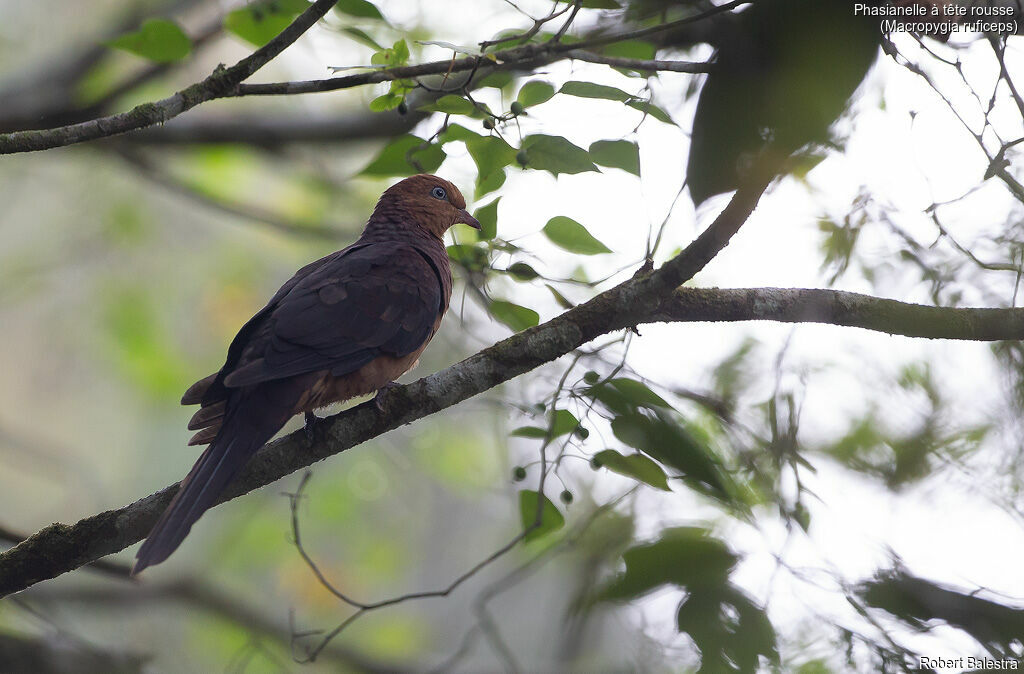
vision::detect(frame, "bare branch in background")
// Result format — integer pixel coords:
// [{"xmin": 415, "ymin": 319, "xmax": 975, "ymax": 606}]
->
[
  {"xmin": 24, "ymin": 578, "xmax": 411, "ymax": 673},
  {"xmin": 0, "ymin": 0, "xmax": 342, "ymax": 154},
  {"xmin": 111, "ymin": 147, "xmax": 351, "ymax": 240},
  {"xmin": 0, "ymin": 9, "xmax": 717, "ymax": 154}
]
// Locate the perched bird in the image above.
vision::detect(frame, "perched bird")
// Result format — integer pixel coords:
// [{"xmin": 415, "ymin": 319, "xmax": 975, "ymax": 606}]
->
[{"xmin": 133, "ymin": 174, "xmax": 480, "ymax": 574}]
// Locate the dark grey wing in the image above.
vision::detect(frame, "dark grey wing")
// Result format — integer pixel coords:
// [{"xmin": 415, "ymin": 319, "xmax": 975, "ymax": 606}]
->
[{"xmin": 220, "ymin": 243, "xmax": 444, "ymax": 388}]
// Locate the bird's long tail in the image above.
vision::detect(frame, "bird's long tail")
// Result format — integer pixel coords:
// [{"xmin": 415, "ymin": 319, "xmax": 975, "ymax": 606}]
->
[{"xmin": 133, "ymin": 385, "xmax": 297, "ymax": 574}]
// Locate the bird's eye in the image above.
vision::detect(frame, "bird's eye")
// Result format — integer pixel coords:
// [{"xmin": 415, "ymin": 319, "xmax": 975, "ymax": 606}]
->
[{"xmin": 430, "ymin": 186, "xmax": 447, "ymax": 200}]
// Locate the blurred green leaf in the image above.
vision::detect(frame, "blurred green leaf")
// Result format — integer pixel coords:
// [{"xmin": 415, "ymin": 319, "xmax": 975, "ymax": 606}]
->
[
  {"xmin": 546, "ymin": 284, "xmax": 575, "ymax": 309},
  {"xmin": 446, "ymin": 243, "xmax": 490, "ymax": 271},
  {"xmin": 589, "ymin": 140, "xmax": 640, "ymax": 176},
  {"xmin": 507, "ymin": 262, "xmax": 539, "ymax": 280},
  {"xmin": 474, "ymin": 198, "xmax": 499, "ymax": 240},
  {"xmin": 466, "ymin": 135, "xmax": 517, "ymax": 196},
  {"xmin": 477, "ymin": 71, "xmax": 515, "ymax": 89},
  {"xmin": 489, "ymin": 299, "xmax": 539, "ymax": 332},
  {"xmin": 335, "ymin": 0, "xmax": 384, "ymax": 20},
  {"xmin": 598, "ymin": 528, "xmax": 738, "ymax": 602},
  {"xmin": 559, "ymin": 81, "xmax": 633, "ymax": 102},
  {"xmin": 550, "ymin": 409, "xmax": 580, "ymax": 436},
  {"xmin": 519, "ymin": 490, "xmax": 565, "ymax": 542},
  {"xmin": 340, "ymin": 26, "xmax": 384, "ymax": 49},
  {"xmin": 612, "ymin": 413, "xmax": 733, "ymax": 501},
  {"xmin": 369, "ymin": 92, "xmax": 404, "ymax": 111},
  {"xmin": 593, "ymin": 450, "xmax": 670, "ymax": 491},
  {"xmin": 600, "ymin": 39, "xmax": 656, "ymax": 60},
  {"xmin": 371, "ymin": 39, "xmax": 410, "ymax": 66},
  {"xmin": 543, "ymin": 216, "xmax": 611, "ymax": 255},
  {"xmin": 609, "ymin": 378, "xmax": 670, "ymax": 408},
  {"xmin": 625, "ymin": 99, "xmax": 675, "ymax": 125},
  {"xmin": 419, "ymin": 94, "xmax": 474, "ymax": 115},
  {"xmin": 510, "ymin": 426, "xmax": 548, "ymax": 439},
  {"xmin": 440, "ymin": 123, "xmax": 482, "ymax": 144},
  {"xmin": 361, "ymin": 134, "xmax": 445, "ymax": 176},
  {"xmin": 677, "ymin": 585, "xmax": 778, "ymax": 673},
  {"xmin": 108, "ymin": 19, "xmax": 191, "ymax": 62},
  {"xmin": 101, "ymin": 288, "xmax": 190, "ymax": 398},
  {"xmin": 520, "ymin": 135, "xmax": 598, "ymax": 175},
  {"xmin": 516, "ymin": 80, "xmax": 556, "ymax": 108},
  {"xmin": 225, "ymin": 0, "xmax": 307, "ymax": 47}
]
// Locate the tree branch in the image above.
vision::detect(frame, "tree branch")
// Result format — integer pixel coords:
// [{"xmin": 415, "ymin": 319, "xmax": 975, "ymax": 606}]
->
[
  {"xmin": 0, "ymin": 0, "xmax": 340, "ymax": 154},
  {"xmin": 9, "ymin": 169, "xmax": 1022, "ymax": 597},
  {"xmin": 656, "ymin": 287, "xmax": 1024, "ymax": 340},
  {"xmin": 0, "ymin": 14, "xmax": 715, "ymax": 154},
  {"xmin": 4, "ymin": 281, "xmax": 1020, "ymax": 596},
  {"xmin": 566, "ymin": 50, "xmax": 710, "ymax": 73}
]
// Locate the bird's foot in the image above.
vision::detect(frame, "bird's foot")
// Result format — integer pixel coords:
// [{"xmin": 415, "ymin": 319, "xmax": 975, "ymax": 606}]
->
[
  {"xmin": 371, "ymin": 382, "xmax": 401, "ymax": 413},
  {"xmin": 304, "ymin": 411, "xmax": 321, "ymax": 445}
]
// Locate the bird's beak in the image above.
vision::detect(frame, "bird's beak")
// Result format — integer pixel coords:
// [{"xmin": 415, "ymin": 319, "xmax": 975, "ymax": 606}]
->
[{"xmin": 455, "ymin": 209, "xmax": 481, "ymax": 230}]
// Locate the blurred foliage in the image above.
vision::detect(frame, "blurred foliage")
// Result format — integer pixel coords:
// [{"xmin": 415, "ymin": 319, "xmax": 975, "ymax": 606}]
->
[{"xmin": 2, "ymin": 0, "xmax": 1023, "ymax": 671}]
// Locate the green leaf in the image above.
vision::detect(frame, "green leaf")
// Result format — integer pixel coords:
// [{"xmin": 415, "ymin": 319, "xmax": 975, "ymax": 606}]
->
[
  {"xmin": 677, "ymin": 585, "xmax": 779, "ymax": 671},
  {"xmin": 589, "ymin": 140, "xmax": 640, "ymax": 176},
  {"xmin": 340, "ymin": 26, "xmax": 384, "ymax": 50},
  {"xmin": 625, "ymin": 99, "xmax": 676, "ymax": 125},
  {"xmin": 108, "ymin": 19, "xmax": 191, "ymax": 62},
  {"xmin": 510, "ymin": 426, "xmax": 548, "ymax": 439},
  {"xmin": 611, "ymin": 413, "xmax": 732, "ymax": 501},
  {"xmin": 546, "ymin": 284, "xmax": 575, "ymax": 309},
  {"xmin": 439, "ymin": 123, "xmax": 482, "ymax": 144},
  {"xmin": 335, "ymin": 0, "xmax": 384, "ymax": 20},
  {"xmin": 473, "ymin": 198, "xmax": 499, "ymax": 240},
  {"xmin": 369, "ymin": 92, "xmax": 403, "ymax": 112},
  {"xmin": 520, "ymin": 135, "xmax": 598, "ymax": 175},
  {"xmin": 466, "ymin": 136, "xmax": 517, "ymax": 197},
  {"xmin": 518, "ymin": 490, "xmax": 565, "ymax": 542},
  {"xmin": 361, "ymin": 134, "xmax": 445, "ymax": 176},
  {"xmin": 476, "ymin": 71, "xmax": 515, "ymax": 89},
  {"xmin": 592, "ymin": 450, "xmax": 670, "ymax": 491},
  {"xmin": 446, "ymin": 243, "xmax": 490, "ymax": 271},
  {"xmin": 489, "ymin": 299, "xmax": 539, "ymax": 332},
  {"xmin": 516, "ymin": 80, "xmax": 556, "ymax": 108},
  {"xmin": 419, "ymin": 94, "xmax": 475, "ymax": 115},
  {"xmin": 543, "ymin": 216, "xmax": 611, "ymax": 255},
  {"xmin": 225, "ymin": 1, "xmax": 307, "ymax": 47},
  {"xmin": 559, "ymin": 80, "xmax": 633, "ymax": 102},
  {"xmin": 371, "ymin": 39, "xmax": 410, "ymax": 66},
  {"xmin": 599, "ymin": 39, "xmax": 656, "ymax": 61},
  {"xmin": 507, "ymin": 262, "xmax": 539, "ymax": 280},
  {"xmin": 550, "ymin": 409, "xmax": 580, "ymax": 437},
  {"xmin": 608, "ymin": 378, "xmax": 670, "ymax": 408},
  {"xmin": 598, "ymin": 528, "xmax": 738, "ymax": 602}
]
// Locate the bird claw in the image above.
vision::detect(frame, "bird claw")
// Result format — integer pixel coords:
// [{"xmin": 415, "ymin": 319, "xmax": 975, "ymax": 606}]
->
[
  {"xmin": 372, "ymin": 382, "xmax": 401, "ymax": 413},
  {"xmin": 304, "ymin": 411, "xmax": 320, "ymax": 445}
]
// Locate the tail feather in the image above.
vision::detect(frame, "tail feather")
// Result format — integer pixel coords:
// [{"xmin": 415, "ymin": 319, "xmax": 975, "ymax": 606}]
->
[{"xmin": 134, "ymin": 385, "xmax": 297, "ymax": 575}]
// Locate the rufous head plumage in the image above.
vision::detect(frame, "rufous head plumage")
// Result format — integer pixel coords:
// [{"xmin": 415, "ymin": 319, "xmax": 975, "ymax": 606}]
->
[{"xmin": 372, "ymin": 174, "xmax": 480, "ymax": 239}]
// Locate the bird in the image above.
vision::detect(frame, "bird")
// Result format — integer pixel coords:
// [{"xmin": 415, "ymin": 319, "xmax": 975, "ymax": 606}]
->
[{"xmin": 132, "ymin": 174, "xmax": 480, "ymax": 575}]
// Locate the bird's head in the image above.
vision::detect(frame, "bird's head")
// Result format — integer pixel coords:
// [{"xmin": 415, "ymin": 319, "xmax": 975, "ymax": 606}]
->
[{"xmin": 373, "ymin": 174, "xmax": 480, "ymax": 240}]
